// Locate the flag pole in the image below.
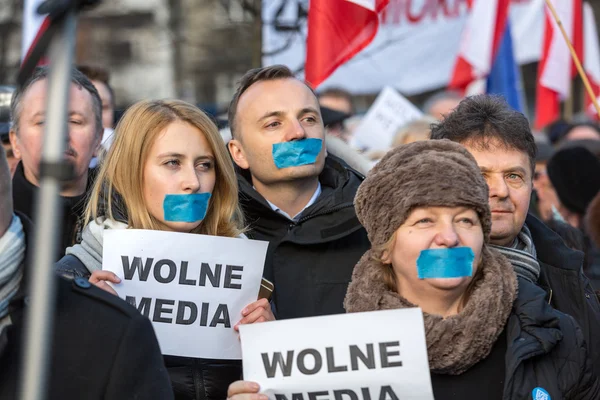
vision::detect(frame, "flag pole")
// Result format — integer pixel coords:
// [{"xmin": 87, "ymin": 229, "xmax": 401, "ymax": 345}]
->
[{"xmin": 544, "ymin": 0, "xmax": 600, "ymax": 116}]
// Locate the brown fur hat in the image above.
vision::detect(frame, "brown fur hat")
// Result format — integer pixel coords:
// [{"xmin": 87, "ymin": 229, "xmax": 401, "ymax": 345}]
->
[
  {"xmin": 586, "ymin": 192, "xmax": 600, "ymax": 248},
  {"xmin": 355, "ymin": 139, "xmax": 491, "ymax": 246}
]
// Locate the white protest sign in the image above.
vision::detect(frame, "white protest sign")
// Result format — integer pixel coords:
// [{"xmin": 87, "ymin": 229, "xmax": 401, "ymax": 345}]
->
[
  {"xmin": 103, "ymin": 229, "xmax": 268, "ymax": 360},
  {"xmin": 240, "ymin": 308, "xmax": 434, "ymax": 400},
  {"xmin": 352, "ymin": 86, "xmax": 423, "ymax": 151}
]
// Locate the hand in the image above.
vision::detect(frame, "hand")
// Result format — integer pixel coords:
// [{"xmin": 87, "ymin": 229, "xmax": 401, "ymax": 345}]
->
[
  {"xmin": 89, "ymin": 270, "xmax": 120, "ymax": 296},
  {"xmin": 227, "ymin": 381, "xmax": 267, "ymax": 400},
  {"xmin": 234, "ymin": 298, "xmax": 275, "ymax": 331}
]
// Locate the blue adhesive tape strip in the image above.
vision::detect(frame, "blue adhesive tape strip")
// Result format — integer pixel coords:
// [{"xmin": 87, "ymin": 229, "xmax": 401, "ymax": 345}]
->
[
  {"xmin": 272, "ymin": 138, "xmax": 323, "ymax": 169},
  {"xmin": 163, "ymin": 193, "xmax": 211, "ymax": 223},
  {"xmin": 416, "ymin": 247, "xmax": 475, "ymax": 279}
]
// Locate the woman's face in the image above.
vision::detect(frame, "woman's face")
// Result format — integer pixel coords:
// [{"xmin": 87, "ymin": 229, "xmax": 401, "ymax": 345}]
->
[
  {"xmin": 386, "ymin": 206, "xmax": 484, "ymax": 294},
  {"xmin": 143, "ymin": 121, "xmax": 216, "ymax": 232}
]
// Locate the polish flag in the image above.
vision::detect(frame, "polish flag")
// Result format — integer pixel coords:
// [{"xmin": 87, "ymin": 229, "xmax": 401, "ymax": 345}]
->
[
  {"xmin": 534, "ymin": 0, "xmax": 583, "ymax": 130},
  {"xmin": 449, "ymin": 0, "xmax": 511, "ymax": 91},
  {"xmin": 583, "ymin": 2, "xmax": 600, "ymax": 119},
  {"xmin": 305, "ymin": 0, "xmax": 390, "ymax": 89}
]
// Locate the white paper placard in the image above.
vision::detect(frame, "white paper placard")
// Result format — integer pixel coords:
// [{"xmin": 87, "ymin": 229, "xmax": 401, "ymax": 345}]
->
[
  {"xmin": 351, "ymin": 86, "xmax": 423, "ymax": 152},
  {"xmin": 240, "ymin": 308, "xmax": 434, "ymax": 400},
  {"xmin": 103, "ymin": 229, "xmax": 268, "ymax": 360}
]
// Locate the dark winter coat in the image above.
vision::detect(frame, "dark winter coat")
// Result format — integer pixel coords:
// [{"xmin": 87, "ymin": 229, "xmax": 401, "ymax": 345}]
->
[
  {"xmin": 0, "ymin": 213, "xmax": 173, "ymax": 400},
  {"xmin": 55, "ymin": 254, "xmax": 242, "ymax": 400},
  {"xmin": 527, "ymin": 214, "xmax": 600, "ymax": 375},
  {"xmin": 12, "ymin": 162, "xmax": 96, "ymax": 259},
  {"xmin": 238, "ymin": 155, "xmax": 371, "ymax": 319}
]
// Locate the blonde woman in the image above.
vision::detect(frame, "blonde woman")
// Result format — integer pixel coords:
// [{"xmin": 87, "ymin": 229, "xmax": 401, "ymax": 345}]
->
[{"xmin": 56, "ymin": 99, "xmax": 274, "ymax": 400}]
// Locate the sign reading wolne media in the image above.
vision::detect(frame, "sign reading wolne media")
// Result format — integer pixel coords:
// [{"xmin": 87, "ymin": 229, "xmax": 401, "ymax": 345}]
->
[
  {"xmin": 103, "ymin": 229, "xmax": 268, "ymax": 359},
  {"xmin": 240, "ymin": 308, "xmax": 434, "ymax": 400}
]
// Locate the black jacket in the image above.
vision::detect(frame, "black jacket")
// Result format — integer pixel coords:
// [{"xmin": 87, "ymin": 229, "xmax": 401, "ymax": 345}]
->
[
  {"xmin": 238, "ymin": 155, "xmax": 371, "ymax": 319},
  {"xmin": 55, "ymin": 254, "xmax": 242, "ymax": 400},
  {"xmin": 502, "ymin": 278, "xmax": 599, "ymax": 399},
  {"xmin": 0, "ymin": 213, "xmax": 173, "ymax": 400},
  {"xmin": 526, "ymin": 214, "xmax": 600, "ymax": 376},
  {"xmin": 12, "ymin": 162, "xmax": 96, "ymax": 259},
  {"xmin": 430, "ymin": 279, "xmax": 599, "ymax": 400}
]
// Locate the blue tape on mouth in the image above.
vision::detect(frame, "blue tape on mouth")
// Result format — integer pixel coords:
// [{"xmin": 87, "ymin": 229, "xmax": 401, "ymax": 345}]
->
[
  {"xmin": 416, "ymin": 247, "xmax": 475, "ymax": 279},
  {"xmin": 272, "ymin": 138, "xmax": 323, "ymax": 169},
  {"xmin": 163, "ymin": 193, "xmax": 211, "ymax": 223}
]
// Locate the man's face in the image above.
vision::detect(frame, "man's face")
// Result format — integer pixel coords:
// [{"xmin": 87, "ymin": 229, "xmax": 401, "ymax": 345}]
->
[
  {"xmin": 92, "ymin": 80, "xmax": 114, "ymax": 129},
  {"xmin": 319, "ymin": 95, "xmax": 353, "ymax": 115},
  {"xmin": 228, "ymin": 78, "xmax": 326, "ymax": 186},
  {"xmin": 10, "ymin": 79, "xmax": 101, "ymax": 187},
  {"xmin": 462, "ymin": 139, "xmax": 533, "ymax": 246}
]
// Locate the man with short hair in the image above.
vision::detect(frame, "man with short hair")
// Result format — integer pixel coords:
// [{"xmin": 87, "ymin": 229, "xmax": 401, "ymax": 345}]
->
[
  {"xmin": 317, "ymin": 87, "xmax": 355, "ymax": 115},
  {"xmin": 9, "ymin": 66, "xmax": 102, "ymax": 258},
  {"xmin": 227, "ymin": 65, "xmax": 370, "ymax": 319},
  {"xmin": 430, "ymin": 94, "xmax": 600, "ymax": 373},
  {"xmin": 0, "ymin": 144, "xmax": 173, "ymax": 399}
]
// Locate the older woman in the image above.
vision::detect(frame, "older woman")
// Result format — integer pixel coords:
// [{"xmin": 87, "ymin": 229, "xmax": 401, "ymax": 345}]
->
[{"xmin": 227, "ymin": 140, "xmax": 598, "ymax": 400}]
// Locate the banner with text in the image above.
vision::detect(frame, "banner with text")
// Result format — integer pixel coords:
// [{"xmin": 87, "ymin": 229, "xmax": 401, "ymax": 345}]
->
[
  {"xmin": 103, "ymin": 229, "xmax": 268, "ymax": 360},
  {"xmin": 240, "ymin": 308, "xmax": 434, "ymax": 400},
  {"xmin": 263, "ymin": 0, "xmax": 544, "ymax": 95}
]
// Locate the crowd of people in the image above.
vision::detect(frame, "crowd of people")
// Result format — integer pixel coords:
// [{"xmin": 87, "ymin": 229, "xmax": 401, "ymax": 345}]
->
[{"xmin": 0, "ymin": 63, "xmax": 599, "ymax": 399}]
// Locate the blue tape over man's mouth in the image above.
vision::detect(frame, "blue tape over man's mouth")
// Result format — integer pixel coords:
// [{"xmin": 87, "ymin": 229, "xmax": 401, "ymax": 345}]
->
[{"xmin": 272, "ymin": 138, "xmax": 323, "ymax": 169}]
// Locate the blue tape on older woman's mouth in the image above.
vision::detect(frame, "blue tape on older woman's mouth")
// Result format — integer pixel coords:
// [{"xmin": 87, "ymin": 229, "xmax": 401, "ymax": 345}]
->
[
  {"xmin": 272, "ymin": 138, "xmax": 323, "ymax": 169},
  {"xmin": 416, "ymin": 247, "xmax": 475, "ymax": 279},
  {"xmin": 163, "ymin": 193, "xmax": 211, "ymax": 222}
]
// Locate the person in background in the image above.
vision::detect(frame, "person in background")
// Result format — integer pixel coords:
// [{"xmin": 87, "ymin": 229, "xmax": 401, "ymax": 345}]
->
[
  {"xmin": 228, "ymin": 140, "xmax": 600, "ymax": 399},
  {"xmin": 546, "ymin": 146, "xmax": 600, "ymax": 288},
  {"xmin": 227, "ymin": 65, "xmax": 371, "ymax": 319},
  {"xmin": 0, "ymin": 130, "xmax": 173, "ymax": 400},
  {"xmin": 317, "ymin": 87, "xmax": 355, "ymax": 115},
  {"xmin": 0, "ymin": 86, "xmax": 17, "ymax": 176},
  {"xmin": 531, "ymin": 140, "xmax": 559, "ymax": 222},
  {"xmin": 55, "ymin": 99, "xmax": 273, "ymax": 400},
  {"xmin": 429, "ymin": 94, "xmax": 600, "ymax": 373},
  {"xmin": 9, "ymin": 66, "xmax": 102, "ymax": 259},
  {"xmin": 422, "ymin": 90, "xmax": 462, "ymax": 121},
  {"xmin": 561, "ymin": 122, "xmax": 600, "ymax": 143},
  {"xmin": 391, "ymin": 116, "xmax": 436, "ymax": 147},
  {"xmin": 77, "ymin": 64, "xmax": 115, "ymax": 130}
]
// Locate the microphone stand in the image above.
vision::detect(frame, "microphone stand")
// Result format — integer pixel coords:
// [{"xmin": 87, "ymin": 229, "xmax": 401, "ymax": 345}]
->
[{"xmin": 17, "ymin": 1, "xmax": 100, "ymax": 399}]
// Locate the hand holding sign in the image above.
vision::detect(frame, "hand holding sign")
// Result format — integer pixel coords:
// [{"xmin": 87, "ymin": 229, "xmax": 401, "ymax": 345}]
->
[
  {"xmin": 89, "ymin": 270, "xmax": 120, "ymax": 296},
  {"xmin": 102, "ymin": 229, "xmax": 268, "ymax": 360},
  {"xmin": 227, "ymin": 381, "xmax": 267, "ymax": 400}
]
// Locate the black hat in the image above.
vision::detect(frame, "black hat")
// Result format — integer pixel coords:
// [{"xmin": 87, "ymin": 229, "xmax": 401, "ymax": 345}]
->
[
  {"xmin": 320, "ymin": 106, "xmax": 351, "ymax": 127},
  {"xmin": 547, "ymin": 146, "xmax": 600, "ymax": 215},
  {"xmin": 535, "ymin": 141, "xmax": 555, "ymax": 162}
]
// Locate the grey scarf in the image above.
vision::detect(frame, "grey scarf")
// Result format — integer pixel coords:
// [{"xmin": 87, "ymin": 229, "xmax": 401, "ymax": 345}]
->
[
  {"xmin": 0, "ymin": 215, "xmax": 26, "ymax": 334},
  {"xmin": 490, "ymin": 224, "xmax": 541, "ymax": 283}
]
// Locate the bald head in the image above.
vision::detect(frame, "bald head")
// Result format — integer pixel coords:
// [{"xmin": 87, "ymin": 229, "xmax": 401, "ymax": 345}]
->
[{"xmin": 0, "ymin": 146, "xmax": 13, "ymax": 237}]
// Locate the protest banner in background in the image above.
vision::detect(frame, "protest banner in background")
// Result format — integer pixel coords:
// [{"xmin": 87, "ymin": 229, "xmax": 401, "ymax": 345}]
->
[
  {"xmin": 103, "ymin": 229, "xmax": 268, "ymax": 360},
  {"xmin": 351, "ymin": 86, "xmax": 423, "ymax": 151},
  {"xmin": 262, "ymin": 0, "xmax": 543, "ymax": 95},
  {"xmin": 240, "ymin": 308, "xmax": 434, "ymax": 400}
]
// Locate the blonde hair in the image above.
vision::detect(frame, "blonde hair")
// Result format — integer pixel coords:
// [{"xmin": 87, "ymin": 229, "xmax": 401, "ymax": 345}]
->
[
  {"xmin": 85, "ymin": 99, "xmax": 245, "ymax": 237},
  {"xmin": 372, "ymin": 230, "xmax": 484, "ymax": 311},
  {"xmin": 391, "ymin": 117, "xmax": 436, "ymax": 147}
]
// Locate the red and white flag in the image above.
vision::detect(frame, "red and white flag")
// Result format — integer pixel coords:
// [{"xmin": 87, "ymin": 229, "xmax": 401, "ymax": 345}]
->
[
  {"xmin": 583, "ymin": 2, "xmax": 600, "ymax": 119},
  {"xmin": 305, "ymin": 0, "xmax": 390, "ymax": 89},
  {"xmin": 534, "ymin": 0, "xmax": 583, "ymax": 129},
  {"xmin": 21, "ymin": 0, "xmax": 49, "ymax": 64},
  {"xmin": 449, "ymin": 0, "xmax": 511, "ymax": 91}
]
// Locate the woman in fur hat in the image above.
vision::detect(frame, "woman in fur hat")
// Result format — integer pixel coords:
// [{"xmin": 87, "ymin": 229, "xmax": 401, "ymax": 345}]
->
[{"xmin": 227, "ymin": 140, "xmax": 599, "ymax": 400}]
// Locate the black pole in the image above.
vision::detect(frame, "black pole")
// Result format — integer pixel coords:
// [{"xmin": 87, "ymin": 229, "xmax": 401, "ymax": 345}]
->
[{"xmin": 18, "ymin": 8, "xmax": 77, "ymax": 400}]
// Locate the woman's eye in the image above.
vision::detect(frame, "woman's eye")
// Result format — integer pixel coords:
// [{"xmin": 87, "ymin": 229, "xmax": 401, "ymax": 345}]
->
[
  {"xmin": 196, "ymin": 162, "xmax": 213, "ymax": 171},
  {"xmin": 415, "ymin": 218, "xmax": 433, "ymax": 225},
  {"xmin": 458, "ymin": 218, "xmax": 474, "ymax": 226},
  {"xmin": 165, "ymin": 159, "xmax": 180, "ymax": 167}
]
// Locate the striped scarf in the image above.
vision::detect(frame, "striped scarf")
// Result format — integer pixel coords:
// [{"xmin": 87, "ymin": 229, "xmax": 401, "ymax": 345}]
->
[
  {"xmin": 490, "ymin": 224, "xmax": 541, "ymax": 283},
  {"xmin": 0, "ymin": 215, "xmax": 25, "ymax": 334}
]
